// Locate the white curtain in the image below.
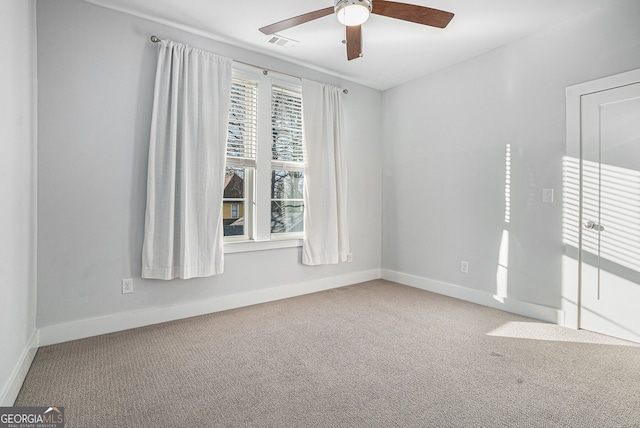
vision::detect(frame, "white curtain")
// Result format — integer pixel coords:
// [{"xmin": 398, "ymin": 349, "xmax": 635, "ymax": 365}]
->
[
  {"xmin": 301, "ymin": 80, "xmax": 351, "ymax": 265},
  {"xmin": 141, "ymin": 41, "xmax": 232, "ymax": 280}
]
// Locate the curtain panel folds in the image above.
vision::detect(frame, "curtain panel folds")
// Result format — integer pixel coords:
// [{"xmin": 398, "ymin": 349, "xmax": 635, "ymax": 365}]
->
[
  {"xmin": 142, "ymin": 41, "xmax": 232, "ymax": 279},
  {"xmin": 301, "ymin": 80, "xmax": 351, "ymax": 265}
]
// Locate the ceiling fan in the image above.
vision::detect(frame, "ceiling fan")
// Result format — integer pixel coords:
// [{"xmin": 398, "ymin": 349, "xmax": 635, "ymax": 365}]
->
[{"xmin": 259, "ymin": 0, "xmax": 454, "ymax": 61}]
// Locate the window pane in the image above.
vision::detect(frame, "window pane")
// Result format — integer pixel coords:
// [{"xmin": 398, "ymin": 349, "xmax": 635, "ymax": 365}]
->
[
  {"xmin": 271, "ymin": 170, "xmax": 304, "ymax": 234},
  {"xmin": 271, "ymin": 201, "xmax": 304, "ymax": 234},
  {"xmin": 223, "ymin": 167, "xmax": 245, "ymax": 237},
  {"xmin": 271, "ymin": 170, "xmax": 304, "ymax": 199},
  {"xmin": 227, "ymin": 78, "xmax": 257, "ymax": 164},
  {"xmin": 271, "ymin": 85, "xmax": 304, "ymax": 162}
]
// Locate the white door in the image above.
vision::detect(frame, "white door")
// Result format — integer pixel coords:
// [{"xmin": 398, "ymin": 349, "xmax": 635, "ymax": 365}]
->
[{"xmin": 579, "ymin": 81, "xmax": 640, "ymax": 343}]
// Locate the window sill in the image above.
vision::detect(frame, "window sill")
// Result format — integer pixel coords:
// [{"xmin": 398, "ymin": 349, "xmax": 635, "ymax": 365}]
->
[{"xmin": 224, "ymin": 238, "xmax": 303, "ymax": 254}]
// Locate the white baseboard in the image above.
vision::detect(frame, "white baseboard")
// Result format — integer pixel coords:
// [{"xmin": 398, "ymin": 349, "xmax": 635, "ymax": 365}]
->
[
  {"xmin": 1, "ymin": 329, "xmax": 39, "ymax": 406},
  {"xmin": 382, "ymin": 269, "xmax": 565, "ymax": 325},
  {"xmin": 35, "ymin": 268, "xmax": 563, "ymax": 350},
  {"xmin": 39, "ymin": 269, "xmax": 381, "ymax": 346}
]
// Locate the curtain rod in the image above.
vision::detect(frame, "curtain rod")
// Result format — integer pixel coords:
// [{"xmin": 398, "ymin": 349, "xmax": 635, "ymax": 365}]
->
[{"xmin": 150, "ymin": 35, "xmax": 349, "ymax": 94}]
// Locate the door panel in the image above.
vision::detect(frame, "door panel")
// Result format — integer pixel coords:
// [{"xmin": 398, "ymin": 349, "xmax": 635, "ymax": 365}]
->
[{"xmin": 580, "ymin": 82, "xmax": 640, "ymax": 343}]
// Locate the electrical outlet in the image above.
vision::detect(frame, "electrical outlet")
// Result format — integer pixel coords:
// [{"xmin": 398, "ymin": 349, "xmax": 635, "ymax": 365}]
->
[
  {"xmin": 122, "ymin": 278, "xmax": 133, "ymax": 294},
  {"xmin": 542, "ymin": 188, "xmax": 554, "ymax": 203},
  {"xmin": 460, "ymin": 261, "xmax": 469, "ymax": 274}
]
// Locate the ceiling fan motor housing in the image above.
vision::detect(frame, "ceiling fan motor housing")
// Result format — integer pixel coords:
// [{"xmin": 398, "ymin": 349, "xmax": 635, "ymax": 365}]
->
[{"xmin": 335, "ymin": 0, "xmax": 373, "ymax": 12}]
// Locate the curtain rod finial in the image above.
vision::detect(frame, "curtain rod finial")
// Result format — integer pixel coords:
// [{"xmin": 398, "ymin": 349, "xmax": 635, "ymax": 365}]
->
[{"xmin": 150, "ymin": 35, "xmax": 161, "ymax": 43}]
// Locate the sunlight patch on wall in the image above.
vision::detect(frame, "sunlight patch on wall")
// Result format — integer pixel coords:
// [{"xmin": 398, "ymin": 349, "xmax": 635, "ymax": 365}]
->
[
  {"xmin": 495, "ymin": 144, "xmax": 511, "ymax": 302},
  {"xmin": 495, "ymin": 230, "xmax": 509, "ymax": 302},
  {"xmin": 504, "ymin": 144, "xmax": 511, "ymax": 224}
]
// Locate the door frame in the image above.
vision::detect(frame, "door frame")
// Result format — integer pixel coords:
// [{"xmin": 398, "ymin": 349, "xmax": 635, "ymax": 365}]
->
[{"xmin": 563, "ymin": 68, "xmax": 640, "ymax": 329}]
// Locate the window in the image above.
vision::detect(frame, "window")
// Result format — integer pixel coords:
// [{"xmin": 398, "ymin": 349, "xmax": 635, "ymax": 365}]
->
[
  {"xmin": 224, "ymin": 76, "xmax": 257, "ymax": 239},
  {"xmin": 271, "ymin": 85, "xmax": 304, "ymax": 235},
  {"xmin": 224, "ymin": 67, "xmax": 304, "ymax": 243}
]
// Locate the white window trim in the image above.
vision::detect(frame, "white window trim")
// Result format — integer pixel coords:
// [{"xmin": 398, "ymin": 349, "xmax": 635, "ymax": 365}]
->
[
  {"xmin": 224, "ymin": 238, "xmax": 303, "ymax": 254},
  {"xmin": 224, "ymin": 63, "xmax": 304, "ymax": 253}
]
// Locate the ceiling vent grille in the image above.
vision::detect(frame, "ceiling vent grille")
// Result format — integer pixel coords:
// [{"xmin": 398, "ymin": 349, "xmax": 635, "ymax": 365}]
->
[{"xmin": 266, "ymin": 34, "xmax": 299, "ymax": 48}]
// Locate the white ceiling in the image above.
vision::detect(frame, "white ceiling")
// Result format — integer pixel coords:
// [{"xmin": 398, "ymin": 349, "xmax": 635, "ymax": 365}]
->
[{"xmin": 85, "ymin": 0, "xmax": 610, "ymax": 90}]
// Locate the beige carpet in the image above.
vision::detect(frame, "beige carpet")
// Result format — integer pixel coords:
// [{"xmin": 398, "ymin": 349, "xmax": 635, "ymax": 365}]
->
[{"xmin": 15, "ymin": 280, "xmax": 640, "ymax": 427}]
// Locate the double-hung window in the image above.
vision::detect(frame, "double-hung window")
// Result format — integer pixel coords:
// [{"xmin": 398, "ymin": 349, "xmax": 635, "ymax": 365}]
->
[
  {"xmin": 224, "ymin": 66, "xmax": 304, "ymax": 243},
  {"xmin": 224, "ymin": 75, "xmax": 257, "ymax": 239},
  {"xmin": 270, "ymin": 84, "xmax": 304, "ymax": 235}
]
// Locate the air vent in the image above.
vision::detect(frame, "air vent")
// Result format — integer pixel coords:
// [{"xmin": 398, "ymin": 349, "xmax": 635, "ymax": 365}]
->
[{"xmin": 266, "ymin": 34, "xmax": 299, "ymax": 48}]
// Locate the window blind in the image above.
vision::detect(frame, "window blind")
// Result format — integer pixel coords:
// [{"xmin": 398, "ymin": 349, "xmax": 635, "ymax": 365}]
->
[
  {"xmin": 227, "ymin": 77, "xmax": 258, "ymax": 168},
  {"xmin": 271, "ymin": 85, "xmax": 304, "ymax": 165}
]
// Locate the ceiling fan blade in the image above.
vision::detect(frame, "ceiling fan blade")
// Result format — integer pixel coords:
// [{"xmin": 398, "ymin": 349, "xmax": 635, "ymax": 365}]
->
[
  {"xmin": 346, "ymin": 25, "xmax": 363, "ymax": 61},
  {"xmin": 259, "ymin": 7, "xmax": 334, "ymax": 35},
  {"xmin": 372, "ymin": 1, "xmax": 454, "ymax": 28}
]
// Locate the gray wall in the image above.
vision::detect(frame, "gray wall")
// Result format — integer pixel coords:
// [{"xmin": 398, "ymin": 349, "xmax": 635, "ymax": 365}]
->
[
  {"xmin": 32, "ymin": 0, "xmax": 639, "ymax": 347},
  {"xmin": 382, "ymin": 0, "xmax": 640, "ymax": 310},
  {"xmin": 36, "ymin": 0, "xmax": 382, "ymax": 332},
  {"xmin": 0, "ymin": 0, "xmax": 38, "ymax": 405}
]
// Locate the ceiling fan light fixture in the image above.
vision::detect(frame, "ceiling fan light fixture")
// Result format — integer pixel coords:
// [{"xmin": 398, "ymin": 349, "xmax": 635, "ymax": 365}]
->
[{"xmin": 335, "ymin": 0, "xmax": 372, "ymax": 26}]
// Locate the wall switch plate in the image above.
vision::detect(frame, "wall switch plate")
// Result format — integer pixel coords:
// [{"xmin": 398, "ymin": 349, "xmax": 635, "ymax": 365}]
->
[
  {"xmin": 542, "ymin": 188, "xmax": 554, "ymax": 203},
  {"xmin": 460, "ymin": 261, "xmax": 469, "ymax": 274},
  {"xmin": 122, "ymin": 278, "xmax": 133, "ymax": 294}
]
